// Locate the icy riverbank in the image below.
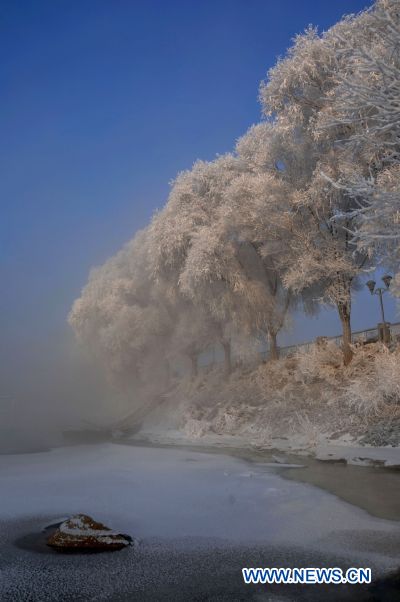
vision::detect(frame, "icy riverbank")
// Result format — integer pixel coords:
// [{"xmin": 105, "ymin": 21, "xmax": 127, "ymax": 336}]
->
[{"xmin": 126, "ymin": 421, "xmax": 400, "ymax": 469}]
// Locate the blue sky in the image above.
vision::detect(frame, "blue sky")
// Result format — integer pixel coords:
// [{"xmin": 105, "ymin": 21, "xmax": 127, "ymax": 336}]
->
[{"xmin": 1, "ymin": 0, "xmax": 397, "ymax": 414}]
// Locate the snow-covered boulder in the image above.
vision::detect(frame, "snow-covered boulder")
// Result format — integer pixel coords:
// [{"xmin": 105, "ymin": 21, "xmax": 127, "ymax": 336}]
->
[{"xmin": 46, "ymin": 514, "xmax": 131, "ymax": 551}]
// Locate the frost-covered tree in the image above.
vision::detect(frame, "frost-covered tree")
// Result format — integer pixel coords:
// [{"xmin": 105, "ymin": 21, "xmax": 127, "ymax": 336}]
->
[
  {"xmin": 172, "ymin": 126, "xmax": 300, "ymax": 363},
  {"xmin": 224, "ymin": 124, "xmax": 298, "ymax": 358},
  {"xmin": 149, "ymin": 155, "xmax": 247, "ymax": 374},
  {"xmin": 149, "ymin": 155, "xmax": 243, "ymax": 286},
  {"xmin": 259, "ymin": 16, "xmax": 376, "ymax": 364},
  {"xmin": 69, "ymin": 0, "xmax": 400, "ymax": 392},
  {"xmin": 69, "ymin": 228, "xmax": 174, "ymax": 389},
  {"xmin": 168, "ymin": 304, "xmax": 220, "ymax": 378},
  {"xmin": 317, "ymin": 0, "xmax": 400, "ymax": 267},
  {"xmin": 179, "ymin": 218, "xmax": 266, "ymax": 372}
]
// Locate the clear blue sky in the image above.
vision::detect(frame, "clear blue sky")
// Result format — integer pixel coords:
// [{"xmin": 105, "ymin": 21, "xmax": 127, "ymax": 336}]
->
[{"xmin": 1, "ymin": 0, "xmax": 397, "ymax": 418}]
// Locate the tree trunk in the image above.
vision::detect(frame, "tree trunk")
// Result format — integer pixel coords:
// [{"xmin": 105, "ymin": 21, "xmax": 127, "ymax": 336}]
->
[
  {"xmin": 268, "ymin": 331, "xmax": 279, "ymax": 360},
  {"xmin": 222, "ymin": 341, "xmax": 232, "ymax": 377},
  {"xmin": 190, "ymin": 354, "xmax": 198, "ymax": 380},
  {"xmin": 337, "ymin": 301, "xmax": 353, "ymax": 365}
]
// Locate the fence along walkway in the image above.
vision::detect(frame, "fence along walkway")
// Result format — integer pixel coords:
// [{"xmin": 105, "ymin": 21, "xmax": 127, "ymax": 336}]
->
[
  {"xmin": 266, "ymin": 321, "xmax": 400, "ymax": 360},
  {"xmin": 278, "ymin": 322, "xmax": 400, "ymax": 357},
  {"xmin": 202, "ymin": 322, "xmax": 400, "ymax": 369}
]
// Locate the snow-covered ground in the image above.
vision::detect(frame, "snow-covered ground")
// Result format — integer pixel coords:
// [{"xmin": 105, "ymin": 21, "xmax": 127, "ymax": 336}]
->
[{"xmin": 0, "ymin": 443, "xmax": 399, "ymax": 600}]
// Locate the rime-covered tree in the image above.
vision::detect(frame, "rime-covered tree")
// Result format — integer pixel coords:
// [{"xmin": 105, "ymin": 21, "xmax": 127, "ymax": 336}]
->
[
  {"xmin": 149, "ymin": 155, "xmax": 246, "ymax": 374},
  {"xmin": 69, "ymin": 0, "xmax": 399, "ymax": 389},
  {"xmin": 259, "ymin": 16, "xmax": 375, "ymax": 363},
  {"xmin": 168, "ymin": 304, "xmax": 220, "ymax": 379},
  {"xmin": 317, "ymin": 0, "xmax": 400, "ymax": 269},
  {"xmin": 69, "ymin": 228, "xmax": 174, "ymax": 389},
  {"xmin": 224, "ymin": 124, "xmax": 297, "ymax": 358}
]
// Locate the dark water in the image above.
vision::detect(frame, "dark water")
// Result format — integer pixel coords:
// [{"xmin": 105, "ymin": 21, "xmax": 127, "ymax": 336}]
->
[{"xmin": 282, "ymin": 459, "xmax": 400, "ymax": 521}]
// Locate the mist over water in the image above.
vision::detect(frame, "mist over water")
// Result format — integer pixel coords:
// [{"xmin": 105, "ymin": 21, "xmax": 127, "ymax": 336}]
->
[
  {"xmin": 0, "ymin": 280, "xmax": 397, "ymax": 454},
  {"xmin": 0, "ymin": 329, "xmax": 126, "ymax": 452}
]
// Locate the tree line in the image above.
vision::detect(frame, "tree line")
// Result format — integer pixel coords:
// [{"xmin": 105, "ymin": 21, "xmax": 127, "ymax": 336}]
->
[{"xmin": 69, "ymin": 0, "xmax": 400, "ymax": 387}]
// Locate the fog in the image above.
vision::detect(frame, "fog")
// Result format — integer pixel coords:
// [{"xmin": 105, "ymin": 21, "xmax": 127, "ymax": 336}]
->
[
  {"xmin": 0, "ymin": 326, "xmax": 127, "ymax": 452},
  {"xmin": 0, "ymin": 263, "xmax": 397, "ymax": 455}
]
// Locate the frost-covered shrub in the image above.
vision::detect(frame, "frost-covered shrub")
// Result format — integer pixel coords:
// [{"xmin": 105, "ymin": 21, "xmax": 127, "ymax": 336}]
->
[
  {"xmin": 183, "ymin": 418, "xmax": 210, "ymax": 439},
  {"xmin": 360, "ymin": 418, "xmax": 400, "ymax": 447},
  {"xmin": 374, "ymin": 350, "xmax": 400, "ymax": 406},
  {"xmin": 174, "ymin": 340, "xmax": 400, "ymax": 447},
  {"xmin": 344, "ymin": 375, "xmax": 381, "ymax": 416},
  {"xmin": 295, "ymin": 341, "xmax": 343, "ymax": 384},
  {"xmin": 293, "ymin": 412, "xmax": 321, "ymax": 450},
  {"xmin": 344, "ymin": 347, "xmax": 400, "ymax": 416},
  {"xmin": 246, "ymin": 421, "xmax": 273, "ymax": 447},
  {"xmin": 255, "ymin": 356, "xmax": 295, "ymax": 390},
  {"xmin": 213, "ymin": 410, "xmax": 240, "ymax": 434}
]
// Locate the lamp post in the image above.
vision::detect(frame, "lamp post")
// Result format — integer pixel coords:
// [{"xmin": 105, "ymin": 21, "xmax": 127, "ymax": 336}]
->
[{"xmin": 366, "ymin": 275, "xmax": 392, "ymax": 343}]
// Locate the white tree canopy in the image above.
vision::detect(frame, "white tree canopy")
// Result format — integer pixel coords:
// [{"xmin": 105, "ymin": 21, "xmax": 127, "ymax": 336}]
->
[{"xmin": 70, "ymin": 0, "xmax": 399, "ymax": 385}]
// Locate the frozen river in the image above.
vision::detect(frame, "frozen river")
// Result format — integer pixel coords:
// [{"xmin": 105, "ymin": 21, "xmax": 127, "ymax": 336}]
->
[{"xmin": 0, "ymin": 443, "xmax": 399, "ymax": 600}]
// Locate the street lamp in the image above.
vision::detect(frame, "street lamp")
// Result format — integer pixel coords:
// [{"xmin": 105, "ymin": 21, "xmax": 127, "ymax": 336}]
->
[{"xmin": 366, "ymin": 275, "xmax": 392, "ymax": 343}]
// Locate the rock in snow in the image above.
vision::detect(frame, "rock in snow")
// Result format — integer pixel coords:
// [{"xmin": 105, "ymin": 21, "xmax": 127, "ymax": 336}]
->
[{"xmin": 46, "ymin": 514, "xmax": 131, "ymax": 551}]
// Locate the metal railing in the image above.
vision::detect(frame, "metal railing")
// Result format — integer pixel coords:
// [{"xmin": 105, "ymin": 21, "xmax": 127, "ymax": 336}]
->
[
  {"xmin": 201, "ymin": 322, "xmax": 400, "ymax": 369},
  {"xmin": 278, "ymin": 322, "xmax": 400, "ymax": 359}
]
